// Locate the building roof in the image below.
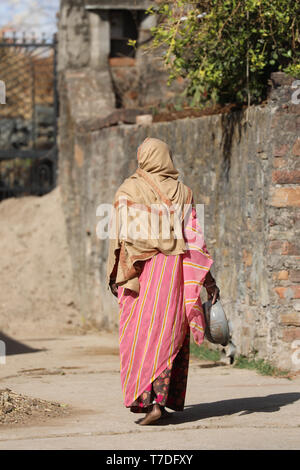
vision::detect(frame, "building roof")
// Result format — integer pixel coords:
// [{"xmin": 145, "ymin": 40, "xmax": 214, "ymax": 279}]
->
[{"xmin": 84, "ymin": 0, "xmax": 151, "ymax": 10}]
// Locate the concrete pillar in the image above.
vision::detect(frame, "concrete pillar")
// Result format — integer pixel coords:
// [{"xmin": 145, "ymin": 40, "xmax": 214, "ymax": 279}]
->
[
  {"xmin": 138, "ymin": 12, "xmax": 156, "ymax": 43},
  {"xmin": 89, "ymin": 11, "xmax": 110, "ymax": 69}
]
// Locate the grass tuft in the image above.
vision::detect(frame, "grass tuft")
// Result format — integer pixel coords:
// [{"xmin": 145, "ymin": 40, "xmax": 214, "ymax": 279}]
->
[
  {"xmin": 190, "ymin": 342, "xmax": 292, "ymax": 379},
  {"xmin": 190, "ymin": 341, "xmax": 221, "ymax": 362},
  {"xmin": 233, "ymin": 355, "xmax": 291, "ymax": 378}
]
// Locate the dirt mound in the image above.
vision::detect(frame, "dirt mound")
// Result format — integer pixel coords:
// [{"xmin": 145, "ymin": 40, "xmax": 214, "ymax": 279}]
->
[
  {"xmin": 0, "ymin": 187, "xmax": 81, "ymax": 337},
  {"xmin": 0, "ymin": 388, "xmax": 69, "ymax": 425}
]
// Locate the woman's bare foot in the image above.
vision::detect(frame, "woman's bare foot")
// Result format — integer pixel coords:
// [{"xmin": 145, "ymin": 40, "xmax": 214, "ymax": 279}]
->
[{"xmin": 138, "ymin": 404, "xmax": 162, "ymax": 425}]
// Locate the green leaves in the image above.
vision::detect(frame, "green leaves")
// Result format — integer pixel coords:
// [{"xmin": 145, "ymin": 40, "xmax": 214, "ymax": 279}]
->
[
  {"xmin": 127, "ymin": 39, "xmax": 137, "ymax": 49},
  {"xmin": 145, "ymin": 0, "xmax": 300, "ymax": 106}
]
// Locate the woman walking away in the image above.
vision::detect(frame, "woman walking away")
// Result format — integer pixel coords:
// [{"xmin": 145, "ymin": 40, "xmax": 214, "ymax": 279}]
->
[{"xmin": 107, "ymin": 137, "xmax": 219, "ymax": 425}]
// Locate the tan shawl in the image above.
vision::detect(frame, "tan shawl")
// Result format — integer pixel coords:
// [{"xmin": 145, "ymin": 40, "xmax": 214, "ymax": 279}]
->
[{"xmin": 106, "ymin": 137, "xmax": 193, "ymax": 293}]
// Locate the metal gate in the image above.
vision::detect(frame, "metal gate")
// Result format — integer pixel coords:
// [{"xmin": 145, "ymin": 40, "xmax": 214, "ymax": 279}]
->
[{"xmin": 0, "ymin": 33, "xmax": 58, "ymax": 201}]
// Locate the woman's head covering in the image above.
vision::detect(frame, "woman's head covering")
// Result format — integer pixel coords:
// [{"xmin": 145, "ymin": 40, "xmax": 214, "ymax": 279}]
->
[
  {"xmin": 106, "ymin": 137, "xmax": 193, "ymax": 293},
  {"xmin": 136, "ymin": 137, "xmax": 191, "ymax": 211},
  {"xmin": 138, "ymin": 137, "xmax": 178, "ymax": 178}
]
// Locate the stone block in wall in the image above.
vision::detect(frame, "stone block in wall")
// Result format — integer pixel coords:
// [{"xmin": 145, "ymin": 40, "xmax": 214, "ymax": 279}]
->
[
  {"xmin": 280, "ymin": 313, "xmax": 300, "ymax": 327},
  {"xmin": 273, "ymin": 144, "xmax": 290, "ymax": 157},
  {"xmin": 273, "ymin": 270, "xmax": 289, "ymax": 281},
  {"xmin": 282, "ymin": 328, "xmax": 300, "ymax": 342},
  {"xmin": 294, "ymin": 302, "xmax": 300, "ymax": 312},
  {"xmin": 272, "ymin": 170, "xmax": 300, "ymax": 184},
  {"xmin": 268, "ymin": 240, "xmax": 300, "ymax": 256},
  {"xmin": 272, "ymin": 158, "xmax": 286, "ymax": 169},
  {"xmin": 271, "ymin": 188, "xmax": 300, "ymax": 208},
  {"xmin": 292, "ymin": 138, "xmax": 300, "ymax": 156},
  {"xmin": 275, "ymin": 286, "xmax": 300, "ymax": 300},
  {"xmin": 290, "ymin": 271, "xmax": 300, "ymax": 283}
]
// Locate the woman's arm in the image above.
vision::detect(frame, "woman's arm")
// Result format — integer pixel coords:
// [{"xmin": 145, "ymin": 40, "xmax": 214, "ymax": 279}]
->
[
  {"xmin": 109, "ymin": 249, "xmax": 120, "ymax": 297},
  {"xmin": 203, "ymin": 271, "xmax": 220, "ymax": 304}
]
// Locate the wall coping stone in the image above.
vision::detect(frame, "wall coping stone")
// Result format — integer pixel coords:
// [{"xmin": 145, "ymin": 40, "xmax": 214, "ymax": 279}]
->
[
  {"xmin": 76, "ymin": 108, "xmax": 150, "ymax": 132},
  {"xmin": 84, "ymin": 0, "xmax": 151, "ymax": 10}
]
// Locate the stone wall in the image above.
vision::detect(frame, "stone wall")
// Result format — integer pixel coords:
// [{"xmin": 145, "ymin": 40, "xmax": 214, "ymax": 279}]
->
[
  {"xmin": 58, "ymin": 62, "xmax": 300, "ymax": 370},
  {"xmin": 266, "ymin": 74, "xmax": 300, "ymax": 367}
]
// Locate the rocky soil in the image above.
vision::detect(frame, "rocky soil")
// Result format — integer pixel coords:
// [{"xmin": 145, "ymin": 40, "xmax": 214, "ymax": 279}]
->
[{"xmin": 0, "ymin": 388, "xmax": 69, "ymax": 425}]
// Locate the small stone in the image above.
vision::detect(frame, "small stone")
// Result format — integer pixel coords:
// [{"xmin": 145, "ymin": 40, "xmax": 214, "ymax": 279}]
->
[
  {"xmin": 4, "ymin": 402, "xmax": 13, "ymax": 413},
  {"xmin": 136, "ymin": 114, "xmax": 153, "ymax": 126},
  {"xmin": 258, "ymin": 152, "xmax": 268, "ymax": 160},
  {"xmin": 293, "ymin": 302, "xmax": 300, "ymax": 312},
  {"xmin": 1, "ymin": 391, "xmax": 9, "ymax": 404}
]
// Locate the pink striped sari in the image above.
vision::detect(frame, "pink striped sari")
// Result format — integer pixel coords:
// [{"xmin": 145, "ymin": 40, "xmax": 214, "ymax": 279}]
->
[{"xmin": 118, "ymin": 206, "xmax": 213, "ymax": 408}]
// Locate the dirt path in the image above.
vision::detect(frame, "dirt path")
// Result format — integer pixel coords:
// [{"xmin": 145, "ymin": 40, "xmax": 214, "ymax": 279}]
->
[{"xmin": 0, "ymin": 332, "xmax": 299, "ymax": 450}]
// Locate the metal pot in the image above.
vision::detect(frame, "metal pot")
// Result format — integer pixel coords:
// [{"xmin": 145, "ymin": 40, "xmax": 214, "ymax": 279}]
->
[{"xmin": 202, "ymin": 299, "xmax": 230, "ymax": 347}]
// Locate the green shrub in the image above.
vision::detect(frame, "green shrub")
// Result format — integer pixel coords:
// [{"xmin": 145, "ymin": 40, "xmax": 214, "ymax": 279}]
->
[{"xmin": 145, "ymin": 0, "xmax": 300, "ymax": 106}]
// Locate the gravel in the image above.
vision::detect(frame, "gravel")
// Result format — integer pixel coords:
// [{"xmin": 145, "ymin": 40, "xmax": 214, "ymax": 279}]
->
[{"xmin": 0, "ymin": 388, "xmax": 69, "ymax": 425}]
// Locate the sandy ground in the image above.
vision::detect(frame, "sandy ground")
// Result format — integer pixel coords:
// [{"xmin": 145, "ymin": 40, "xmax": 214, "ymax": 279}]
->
[
  {"xmin": 0, "ymin": 331, "xmax": 300, "ymax": 450},
  {"xmin": 0, "ymin": 187, "xmax": 81, "ymax": 338}
]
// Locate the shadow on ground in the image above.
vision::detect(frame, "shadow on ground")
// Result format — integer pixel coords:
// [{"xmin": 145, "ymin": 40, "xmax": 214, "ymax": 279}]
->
[
  {"xmin": 0, "ymin": 332, "xmax": 43, "ymax": 356},
  {"xmin": 154, "ymin": 393, "xmax": 300, "ymax": 426}
]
